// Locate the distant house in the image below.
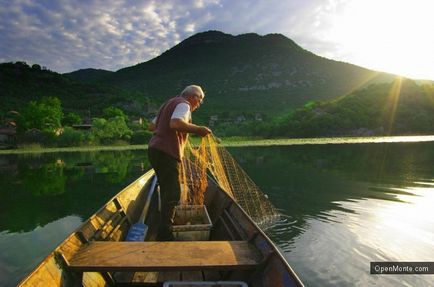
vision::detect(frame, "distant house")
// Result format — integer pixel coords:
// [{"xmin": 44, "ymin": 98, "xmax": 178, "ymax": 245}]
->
[
  {"xmin": 0, "ymin": 126, "xmax": 16, "ymax": 147},
  {"xmin": 78, "ymin": 116, "xmax": 92, "ymax": 125},
  {"xmin": 209, "ymin": 115, "xmax": 219, "ymax": 127},
  {"xmin": 131, "ymin": 117, "xmax": 145, "ymax": 125},
  {"xmin": 16, "ymin": 128, "xmax": 44, "ymax": 144},
  {"xmin": 72, "ymin": 124, "xmax": 92, "ymax": 130},
  {"xmin": 254, "ymin": 113, "xmax": 263, "ymax": 121},
  {"xmin": 71, "ymin": 116, "xmax": 92, "ymax": 130},
  {"xmin": 235, "ymin": 115, "xmax": 246, "ymax": 124}
]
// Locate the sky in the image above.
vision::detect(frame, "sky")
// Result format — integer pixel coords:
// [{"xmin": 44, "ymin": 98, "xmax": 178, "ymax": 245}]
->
[{"xmin": 1, "ymin": 0, "xmax": 433, "ymax": 80}]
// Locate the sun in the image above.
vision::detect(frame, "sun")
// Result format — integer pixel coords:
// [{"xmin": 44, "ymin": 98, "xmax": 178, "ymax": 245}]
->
[{"xmin": 326, "ymin": 0, "xmax": 434, "ymax": 80}]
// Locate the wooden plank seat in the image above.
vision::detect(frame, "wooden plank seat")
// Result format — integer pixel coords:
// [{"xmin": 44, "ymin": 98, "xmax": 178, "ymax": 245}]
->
[{"xmin": 67, "ymin": 241, "xmax": 262, "ymax": 272}]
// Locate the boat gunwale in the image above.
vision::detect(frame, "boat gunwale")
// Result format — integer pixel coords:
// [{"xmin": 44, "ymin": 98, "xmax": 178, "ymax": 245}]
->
[
  {"xmin": 19, "ymin": 169, "xmax": 304, "ymax": 286},
  {"xmin": 207, "ymin": 176, "xmax": 304, "ymax": 286},
  {"xmin": 18, "ymin": 169, "xmax": 155, "ymax": 286}
]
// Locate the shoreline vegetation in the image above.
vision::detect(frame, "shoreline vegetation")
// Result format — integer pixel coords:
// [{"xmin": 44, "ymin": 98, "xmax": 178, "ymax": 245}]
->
[
  {"xmin": 3, "ymin": 66, "xmax": 434, "ymax": 151},
  {"xmin": 2, "ymin": 135, "xmax": 434, "ymax": 155}
]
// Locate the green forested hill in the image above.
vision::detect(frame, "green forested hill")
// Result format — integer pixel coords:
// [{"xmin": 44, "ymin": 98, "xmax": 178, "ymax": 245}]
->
[
  {"xmin": 64, "ymin": 68, "xmax": 113, "ymax": 83},
  {"xmin": 2, "ymin": 31, "xmax": 397, "ymax": 119},
  {"xmin": 0, "ymin": 62, "xmax": 148, "ymax": 116},
  {"xmin": 2, "ymin": 31, "xmax": 425, "ymax": 137},
  {"xmin": 96, "ymin": 31, "xmax": 397, "ymax": 118},
  {"xmin": 262, "ymin": 79, "xmax": 434, "ymax": 137}
]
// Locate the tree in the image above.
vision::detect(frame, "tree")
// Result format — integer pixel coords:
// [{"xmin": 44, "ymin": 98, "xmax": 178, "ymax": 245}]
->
[
  {"xmin": 92, "ymin": 116, "xmax": 132, "ymax": 143},
  {"xmin": 103, "ymin": 107, "xmax": 127, "ymax": 121},
  {"xmin": 31, "ymin": 64, "xmax": 41, "ymax": 71},
  {"xmin": 17, "ymin": 97, "xmax": 63, "ymax": 133},
  {"xmin": 62, "ymin": 112, "xmax": 81, "ymax": 126},
  {"xmin": 57, "ymin": 127, "xmax": 85, "ymax": 146}
]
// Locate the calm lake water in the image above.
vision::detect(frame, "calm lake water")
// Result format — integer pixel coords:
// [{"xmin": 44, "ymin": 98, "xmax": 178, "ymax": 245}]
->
[{"xmin": 1, "ymin": 139, "xmax": 434, "ymax": 286}]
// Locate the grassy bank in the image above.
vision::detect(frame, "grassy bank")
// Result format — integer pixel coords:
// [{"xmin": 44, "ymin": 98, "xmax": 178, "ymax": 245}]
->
[
  {"xmin": 221, "ymin": 135, "xmax": 434, "ymax": 147},
  {"xmin": 2, "ymin": 135, "xmax": 434, "ymax": 155},
  {"xmin": 0, "ymin": 144, "xmax": 149, "ymax": 154}
]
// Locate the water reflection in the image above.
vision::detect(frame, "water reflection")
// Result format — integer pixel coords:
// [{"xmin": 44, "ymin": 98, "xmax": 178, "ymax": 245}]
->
[
  {"xmin": 227, "ymin": 142, "xmax": 434, "ymax": 217},
  {"xmin": 273, "ymin": 184, "xmax": 434, "ymax": 287},
  {"xmin": 0, "ymin": 151, "xmax": 150, "ymax": 233},
  {"xmin": 227, "ymin": 143, "xmax": 434, "ymax": 286},
  {"xmin": 0, "ymin": 216, "xmax": 82, "ymax": 287},
  {"xmin": 0, "ymin": 150, "xmax": 150, "ymax": 286},
  {"xmin": 0, "ymin": 142, "xmax": 433, "ymax": 286}
]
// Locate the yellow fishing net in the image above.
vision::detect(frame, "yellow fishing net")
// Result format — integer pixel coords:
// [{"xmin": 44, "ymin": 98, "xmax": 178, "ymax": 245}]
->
[{"xmin": 179, "ymin": 135, "xmax": 279, "ymax": 226}]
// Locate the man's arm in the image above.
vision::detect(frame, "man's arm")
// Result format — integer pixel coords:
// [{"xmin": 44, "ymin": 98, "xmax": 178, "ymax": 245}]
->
[
  {"xmin": 148, "ymin": 122, "xmax": 156, "ymax": 132},
  {"xmin": 148, "ymin": 117, "xmax": 157, "ymax": 132},
  {"xmin": 170, "ymin": 118, "xmax": 211, "ymax": 137}
]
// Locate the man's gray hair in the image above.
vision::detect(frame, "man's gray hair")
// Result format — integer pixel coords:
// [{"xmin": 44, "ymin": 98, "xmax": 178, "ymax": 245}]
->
[{"xmin": 181, "ymin": 85, "xmax": 204, "ymax": 98}]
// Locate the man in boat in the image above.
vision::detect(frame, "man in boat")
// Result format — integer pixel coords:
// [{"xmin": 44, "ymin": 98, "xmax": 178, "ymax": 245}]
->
[{"xmin": 148, "ymin": 85, "xmax": 211, "ymax": 240}]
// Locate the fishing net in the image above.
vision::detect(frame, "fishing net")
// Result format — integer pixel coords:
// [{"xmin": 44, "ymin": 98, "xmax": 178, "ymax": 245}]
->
[{"xmin": 179, "ymin": 135, "xmax": 279, "ymax": 227}]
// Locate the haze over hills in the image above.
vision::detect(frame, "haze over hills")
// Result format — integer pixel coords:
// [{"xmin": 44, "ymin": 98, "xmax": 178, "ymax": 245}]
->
[{"xmin": 4, "ymin": 31, "xmax": 400, "ymax": 121}]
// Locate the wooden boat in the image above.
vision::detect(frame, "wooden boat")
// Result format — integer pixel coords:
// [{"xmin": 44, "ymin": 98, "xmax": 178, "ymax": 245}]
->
[{"xmin": 19, "ymin": 169, "xmax": 304, "ymax": 286}]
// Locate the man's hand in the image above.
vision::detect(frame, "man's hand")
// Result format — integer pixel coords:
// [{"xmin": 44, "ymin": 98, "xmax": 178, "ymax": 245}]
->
[
  {"xmin": 170, "ymin": 118, "xmax": 211, "ymax": 137},
  {"xmin": 148, "ymin": 122, "xmax": 156, "ymax": 132},
  {"xmin": 197, "ymin": 126, "xmax": 212, "ymax": 137}
]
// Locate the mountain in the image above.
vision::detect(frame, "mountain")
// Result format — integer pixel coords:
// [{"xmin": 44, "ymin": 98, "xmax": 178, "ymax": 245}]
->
[
  {"xmin": 0, "ymin": 62, "xmax": 146, "ymax": 116},
  {"xmin": 81, "ymin": 30, "xmax": 397, "ymax": 118},
  {"xmin": 2, "ymin": 31, "xmax": 400, "ymax": 122},
  {"xmin": 64, "ymin": 68, "xmax": 113, "ymax": 82},
  {"xmin": 264, "ymin": 79, "xmax": 434, "ymax": 137}
]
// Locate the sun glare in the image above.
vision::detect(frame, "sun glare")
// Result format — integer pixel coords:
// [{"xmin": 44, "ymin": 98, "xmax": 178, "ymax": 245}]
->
[
  {"xmin": 327, "ymin": 0, "xmax": 434, "ymax": 80},
  {"xmin": 385, "ymin": 77, "xmax": 403, "ymax": 134},
  {"xmin": 369, "ymin": 186, "xmax": 434, "ymax": 260}
]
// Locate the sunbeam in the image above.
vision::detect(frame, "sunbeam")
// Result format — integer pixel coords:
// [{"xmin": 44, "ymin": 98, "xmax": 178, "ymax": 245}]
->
[{"xmin": 385, "ymin": 77, "xmax": 403, "ymax": 135}]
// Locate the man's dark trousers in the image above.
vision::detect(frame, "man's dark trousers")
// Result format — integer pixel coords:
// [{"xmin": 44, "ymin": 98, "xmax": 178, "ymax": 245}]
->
[{"xmin": 148, "ymin": 147, "xmax": 181, "ymax": 240}]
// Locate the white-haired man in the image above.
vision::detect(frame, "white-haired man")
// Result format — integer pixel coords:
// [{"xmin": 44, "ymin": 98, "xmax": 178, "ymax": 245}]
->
[{"xmin": 148, "ymin": 85, "xmax": 211, "ymax": 240}]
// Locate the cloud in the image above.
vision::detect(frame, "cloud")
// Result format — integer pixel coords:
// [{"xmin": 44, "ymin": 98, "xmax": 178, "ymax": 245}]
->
[
  {"xmin": 1, "ymin": 0, "xmax": 432, "ymax": 79},
  {"xmin": 0, "ymin": 0, "xmax": 222, "ymax": 72},
  {"xmin": 0, "ymin": 0, "xmax": 336, "ymax": 73}
]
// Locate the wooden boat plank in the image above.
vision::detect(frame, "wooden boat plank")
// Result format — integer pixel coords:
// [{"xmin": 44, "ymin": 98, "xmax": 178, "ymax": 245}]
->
[
  {"xmin": 227, "ymin": 204, "xmax": 258, "ymax": 240},
  {"xmin": 157, "ymin": 271, "xmax": 181, "ymax": 282},
  {"xmin": 223, "ymin": 209, "xmax": 247, "ymax": 240},
  {"xmin": 206, "ymin": 185, "xmax": 229, "ymax": 225},
  {"xmin": 262, "ymin": 256, "xmax": 301, "ymax": 287},
  {"xmin": 181, "ymin": 270, "xmax": 203, "ymax": 281},
  {"xmin": 82, "ymin": 272, "xmax": 110, "ymax": 287},
  {"xmin": 93, "ymin": 209, "xmax": 123, "ymax": 240},
  {"xmin": 58, "ymin": 235, "xmax": 84, "ymax": 262},
  {"xmin": 19, "ymin": 170, "xmax": 305, "ymax": 287},
  {"xmin": 202, "ymin": 270, "xmax": 222, "ymax": 281},
  {"xmin": 20, "ymin": 256, "xmax": 74, "ymax": 287},
  {"xmin": 92, "ymin": 212, "xmax": 110, "ymax": 231},
  {"xmin": 116, "ymin": 176, "xmax": 152, "ymax": 223},
  {"xmin": 106, "ymin": 217, "xmax": 128, "ymax": 241},
  {"xmin": 38, "ymin": 258, "xmax": 62, "ymax": 286},
  {"xmin": 80, "ymin": 220, "xmax": 98, "ymax": 242},
  {"xmin": 18, "ymin": 171, "xmax": 154, "ymax": 287},
  {"xmin": 218, "ymin": 216, "xmax": 237, "ymax": 240},
  {"xmin": 112, "ymin": 271, "xmax": 134, "ymax": 284},
  {"xmin": 135, "ymin": 271, "xmax": 159, "ymax": 283},
  {"xmin": 68, "ymin": 241, "xmax": 261, "ymax": 272},
  {"xmin": 112, "ymin": 219, "xmax": 129, "ymax": 241}
]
